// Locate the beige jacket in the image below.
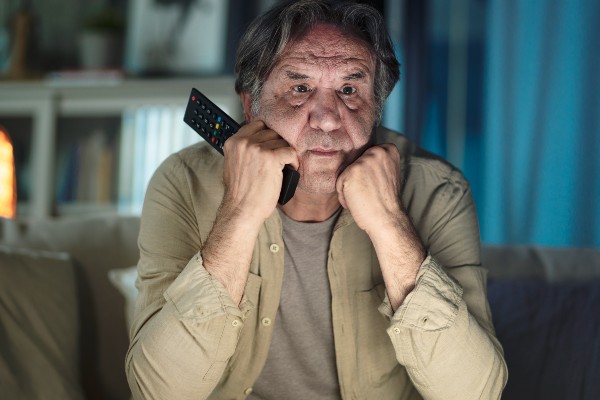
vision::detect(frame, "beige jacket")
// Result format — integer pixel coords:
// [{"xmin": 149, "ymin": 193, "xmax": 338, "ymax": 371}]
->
[{"xmin": 126, "ymin": 127, "xmax": 507, "ymax": 400}]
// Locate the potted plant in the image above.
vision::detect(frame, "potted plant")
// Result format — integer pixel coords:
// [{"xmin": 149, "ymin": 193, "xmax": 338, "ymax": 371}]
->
[{"xmin": 79, "ymin": 7, "xmax": 125, "ymax": 69}]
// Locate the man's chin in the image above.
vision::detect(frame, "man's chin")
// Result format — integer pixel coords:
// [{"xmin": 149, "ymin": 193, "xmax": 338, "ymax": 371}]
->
[{"xmin": 297, "ymin": 173, "xmax": 338, "ymax": 195}]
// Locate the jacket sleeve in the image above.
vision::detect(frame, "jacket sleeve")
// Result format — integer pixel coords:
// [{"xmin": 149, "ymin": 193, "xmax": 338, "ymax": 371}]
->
[
  {"xmin": 382, "ymin": 168, "xmax": 508, "ymax": 399},
  {"xmin": 125, "ymin": 153, "xmax": 252, "ymax": 400}
]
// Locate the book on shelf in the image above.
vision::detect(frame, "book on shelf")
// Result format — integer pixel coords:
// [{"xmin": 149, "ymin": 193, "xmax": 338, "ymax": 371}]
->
[
  {"xmin": 55, "ymin": 104, "xmax": 209, "ymax": 214},
  {"xmin": 56, "ymin": 129, "xmax": 116, "ymax": 205}
]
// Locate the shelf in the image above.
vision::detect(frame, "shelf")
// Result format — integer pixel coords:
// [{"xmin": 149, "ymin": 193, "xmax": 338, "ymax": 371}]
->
[
  {"xmin": 0, "ymin": 76, "xmax": 241, "ymax": 117},
  {"xmin": 0, "ymin": 76, "xmax": 241, "ymax": 219}
]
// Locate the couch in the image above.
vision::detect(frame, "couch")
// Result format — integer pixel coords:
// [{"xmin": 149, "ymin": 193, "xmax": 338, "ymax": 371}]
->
[
  {"xmin": 1, "ymin": 214, "xmax": 599, "ymax": 400},
  {"xmin": 1, "ymin": 215, "xmax": 139, "ymax": 400}
]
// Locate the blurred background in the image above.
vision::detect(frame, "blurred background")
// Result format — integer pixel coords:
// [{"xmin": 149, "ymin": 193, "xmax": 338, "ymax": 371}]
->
[{"xmin": 0, "ymin": 0, "xmax": 598, "ymax": 247}]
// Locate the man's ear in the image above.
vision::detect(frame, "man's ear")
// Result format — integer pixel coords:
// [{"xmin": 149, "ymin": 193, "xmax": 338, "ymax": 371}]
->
[{"xmin": 240, "ymin": 92, "xmax": 254, "ymax": 122}]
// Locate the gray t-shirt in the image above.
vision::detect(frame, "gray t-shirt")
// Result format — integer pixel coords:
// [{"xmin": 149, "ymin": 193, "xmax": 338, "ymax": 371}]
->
[{"xmin": 248, "ymin": 209, "xmax": 342, "ymax": 399}]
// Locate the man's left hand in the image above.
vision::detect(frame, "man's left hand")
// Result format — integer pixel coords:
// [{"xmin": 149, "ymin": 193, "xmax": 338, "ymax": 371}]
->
[
  {"xmin": 336, "ymin": 144, "xmax": 404, "ymax": 235},
  {"xmin": 336, "ymin": 143, "xmax": 426, "ymax": 310}
]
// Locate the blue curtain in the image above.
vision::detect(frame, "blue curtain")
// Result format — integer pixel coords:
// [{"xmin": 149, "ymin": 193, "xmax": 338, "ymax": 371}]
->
[{"xmin": 481, "ymin": 0, "xmax": 600, "ymax": 247}]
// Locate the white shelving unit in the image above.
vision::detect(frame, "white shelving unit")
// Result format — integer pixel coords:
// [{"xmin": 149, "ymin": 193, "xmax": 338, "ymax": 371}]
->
[{"xmin": 0, "ymin": 76, "xmax": 241, "ymax": 219}]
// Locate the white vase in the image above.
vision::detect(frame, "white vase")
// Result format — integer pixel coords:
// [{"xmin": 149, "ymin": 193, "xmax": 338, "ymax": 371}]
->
[{"xmin": 78, "ymin": 31, "xmax": 123, "ymax": 69}]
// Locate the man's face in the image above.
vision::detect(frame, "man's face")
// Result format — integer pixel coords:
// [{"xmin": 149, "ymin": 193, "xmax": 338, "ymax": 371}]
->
[{"xmin": 252, "ymin": 23, "xmax": 377, "ymax": 194}]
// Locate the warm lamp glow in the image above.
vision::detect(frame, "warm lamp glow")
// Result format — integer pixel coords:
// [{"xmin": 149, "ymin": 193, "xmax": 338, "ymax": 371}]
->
[{"xmin": 0, "ymin": 128, "xmax": 16, "ymax": 218}]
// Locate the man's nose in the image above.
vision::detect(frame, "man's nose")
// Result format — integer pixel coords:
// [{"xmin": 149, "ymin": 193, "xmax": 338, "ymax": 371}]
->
[{"xmin": 308, "ymin": 90, "xmax": 342, "ymax": 132}]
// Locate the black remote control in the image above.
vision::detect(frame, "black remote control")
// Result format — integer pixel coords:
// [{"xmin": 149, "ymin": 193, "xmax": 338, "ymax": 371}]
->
[{"xmin": 183, "ymin": 88, "xmax": 299, "ymax": 205}]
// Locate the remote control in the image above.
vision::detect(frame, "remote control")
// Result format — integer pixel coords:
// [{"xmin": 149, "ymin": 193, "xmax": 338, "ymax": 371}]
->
[{"xmin": 183, "ymin": 88, "xmax": 299, "ymax": 205}]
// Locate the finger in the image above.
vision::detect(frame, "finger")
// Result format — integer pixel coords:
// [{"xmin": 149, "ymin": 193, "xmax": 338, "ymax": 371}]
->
[
  {"xmin": 252, "ymin": 128, "xmax": 286, "ymax": 144},
  {"xmin": 237, "ymin": 120, "xmax": 282, "ymax": 142},
  {"xmin": 223, "ymin": 129, "xmax": 281, "ymax": 156},
  {"xmin": 373, "ymin": 143, "xmax": 401, "ymax": 163},
  {"xmin": 338, "ymin": 189, "xmax": 347, "ymax": 209},
  {"xmin": 335, "ymin": 170, "xmax": 348, "ymax": 209},
  {"xmin": 273, "ymin": 146, "xmax": 299, "ymax": 170},
  {"xmin": 236, "ymin": 120, "xmax": 266, "ymax": 137},
  {"xmin": 260, "ymin": 137, "xmax": 293, "ymax": 150},
  {"xmin": 288, "ymin": 156, "xmax": 300, "ymax": 171},
  {"xmin": 252, "ymin": 132, "xmax": 298, "ymax": 169}
]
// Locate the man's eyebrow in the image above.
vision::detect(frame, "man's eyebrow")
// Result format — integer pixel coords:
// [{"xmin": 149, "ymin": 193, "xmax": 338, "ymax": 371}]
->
[
  {"xmin": 285, "ymin": 71, "xmax": 310, "ymax": 80},
  {"xmin": 344, "ymin": 71, "xmax": 367, "ymax": 80},
  {"xmin": 282, "ymin": 69, "xmax": 368, "ymax": 81}
]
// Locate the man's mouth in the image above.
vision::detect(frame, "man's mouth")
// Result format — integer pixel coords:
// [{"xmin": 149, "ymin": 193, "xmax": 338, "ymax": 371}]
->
[{"xmin": 309, "ymin": 148, "xmax": 339, "ymax": 157}]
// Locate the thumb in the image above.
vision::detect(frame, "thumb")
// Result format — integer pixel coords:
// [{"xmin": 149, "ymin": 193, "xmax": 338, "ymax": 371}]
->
[{"xmin": 336, "ymin": 175, "xmax": 348, "ymax": 209}]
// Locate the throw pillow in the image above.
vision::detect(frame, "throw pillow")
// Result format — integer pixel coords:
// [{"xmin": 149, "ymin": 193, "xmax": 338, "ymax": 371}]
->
[
  {"xmin": 0, "ymin": 246, "xmax": 85, "ymax": 400},
  {"xmin": 108, "ymin": 265, "xmax": 138, "ymax": 331}
]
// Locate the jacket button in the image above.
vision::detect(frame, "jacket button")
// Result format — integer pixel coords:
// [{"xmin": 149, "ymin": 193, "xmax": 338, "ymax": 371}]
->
[
  {"xmin": 244, "ymin": 387, "xmax": 253, "ymax": 395},
  {"xmin": 261, "ymin": 317, "xmax": 272, "ymax": 326},
  {"xmin": 269, "ymin": 244, "xmax": 280, "ymax": 253}
]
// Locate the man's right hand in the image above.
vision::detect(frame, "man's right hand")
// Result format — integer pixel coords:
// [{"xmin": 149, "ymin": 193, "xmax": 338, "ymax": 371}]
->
[
  {"xmin": 222, "ymin": 120, "xmax": 298, "ymax": 224},
  {"xmin": 201, "ymin": 120, "xmax": 297, "ymax": 305}
]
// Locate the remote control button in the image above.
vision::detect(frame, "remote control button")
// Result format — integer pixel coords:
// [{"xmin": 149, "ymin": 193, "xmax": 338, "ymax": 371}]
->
[{"xmin": 194, "ymin": 108, "xmax": 199, "ymax": 115}]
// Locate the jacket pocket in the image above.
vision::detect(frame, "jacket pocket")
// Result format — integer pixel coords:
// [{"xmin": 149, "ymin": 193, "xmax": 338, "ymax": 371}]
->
[
  {"xmin": 239, "ymin": 272, "xmax": 262, "ymax": 318},
  {"xmin": 355, "ymin": 283, "xmax": 404, "ymax": 389}
]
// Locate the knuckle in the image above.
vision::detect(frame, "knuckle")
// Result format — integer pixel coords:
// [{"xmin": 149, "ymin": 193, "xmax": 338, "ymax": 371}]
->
[
  {"xmin": 222, "ymin": 139, "xmax": 234, "ymax": 153},
  {"xmin": 383, "ymin": 143, "xmax": 400, "ymax": 157},
  {"xmin": 365, "ymin": 146, "xmax": 385, "ymax": 160},
  {"xmin": 237, "ymin": 135, "xmax": 251, "ymax": 147}
]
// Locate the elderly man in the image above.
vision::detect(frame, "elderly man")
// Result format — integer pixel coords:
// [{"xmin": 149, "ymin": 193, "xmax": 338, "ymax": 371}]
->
[{"xmin": 126, "ymin": 1, "xmax": 507, "ymax": 399}]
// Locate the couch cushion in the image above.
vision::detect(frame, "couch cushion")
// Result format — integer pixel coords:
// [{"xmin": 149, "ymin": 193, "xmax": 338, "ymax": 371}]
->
[
  {"xmin": 483, "ymin": 245, "xmax": 600, "ymax": 281},
  {"xmin": 488, "ymin": 278, "xmax": 600, "ymax": 400},
  {"xmin": 1, "ymin": 215, "xmax": 140, "ymax": 400},
  {"xmin": 0, "ymin": 246, "xmax": 84, "ymax": 400}
]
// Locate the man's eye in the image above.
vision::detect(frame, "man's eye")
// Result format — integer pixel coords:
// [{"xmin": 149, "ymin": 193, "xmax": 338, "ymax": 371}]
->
[
  {"xmin": 340, "ymin": 86, "xmax": 356, "ymax": 95},
  {"xmin": 294, "ymin": 85, "xmax": 309, "ymax": 93}
]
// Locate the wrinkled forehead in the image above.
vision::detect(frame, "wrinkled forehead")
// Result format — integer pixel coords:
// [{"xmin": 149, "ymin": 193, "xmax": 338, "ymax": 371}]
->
[{"xmin": 277, "ymin": 23, "xmax": 375, "ymax": 71}]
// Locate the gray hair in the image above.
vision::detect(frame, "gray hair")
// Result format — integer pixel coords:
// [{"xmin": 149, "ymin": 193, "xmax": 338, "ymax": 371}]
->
[{"xmin": 234, "ymin": 0, "xmax": 400, "ymax": 123}]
